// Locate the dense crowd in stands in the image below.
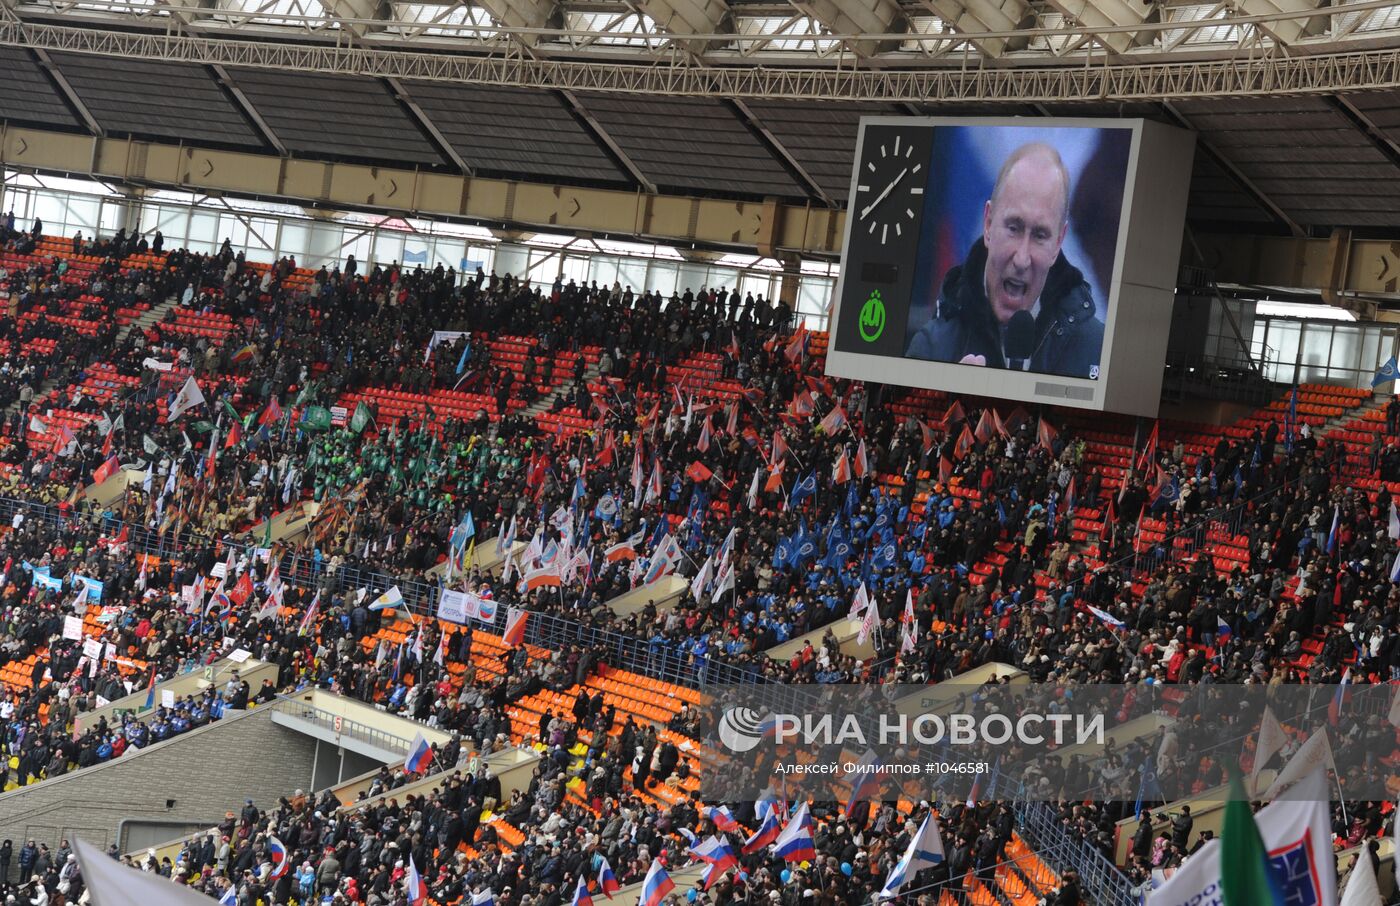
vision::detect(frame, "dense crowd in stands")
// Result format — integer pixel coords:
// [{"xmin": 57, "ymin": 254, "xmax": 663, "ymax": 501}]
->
[{"xmin": 0, "ymin": 215, "xmax": 1391, "ymax": 904}]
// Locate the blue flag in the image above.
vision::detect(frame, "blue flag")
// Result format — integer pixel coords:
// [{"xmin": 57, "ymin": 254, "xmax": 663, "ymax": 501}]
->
[
  {"xmin": 1374, "ymin": 355, "xmax": 1398, "ymax": 387},
  {"xmin": 789, "ymin": 471, "xmax": 817, "ymax": 508}
]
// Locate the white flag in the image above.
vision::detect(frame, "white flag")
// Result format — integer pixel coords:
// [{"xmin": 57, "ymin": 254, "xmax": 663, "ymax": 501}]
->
[
  {"xmin": 168, "ymin": 376, "xmax": 207, "ymax": 420},
  {"xmin": 1389, "ymin": 501, "xmax": 1400, "ymax": 540},
  {"xmin": 877, "ymin": 812, "xmax": 944, "ymax": 900},
  {"xmin": 1339, "ymin": 849, "xmax": 1382, "ymax": 906},
  {"xmin": 848, "ymin": 582, "xmax": 870, "ymax": 621},
  {"xmin": 689, "ymin": 555, "xmax": 712, "ymax": 603},
  {"xmin": 1262, "ymin": 728, "xmax": 1336, "ymax": 800},
  {"xmin": 1250, "ymin": 705, "xmax": 1287, "ymax": 795},
  {"xmin": 857, "ymin": 593, "xmax": 878, "ymax": 647}
]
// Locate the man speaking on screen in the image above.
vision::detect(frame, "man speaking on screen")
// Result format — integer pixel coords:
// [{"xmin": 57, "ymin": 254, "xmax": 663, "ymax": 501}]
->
[{"xmin": 905, "ymin": 142, "xmax": 1104, "ymax": 379}]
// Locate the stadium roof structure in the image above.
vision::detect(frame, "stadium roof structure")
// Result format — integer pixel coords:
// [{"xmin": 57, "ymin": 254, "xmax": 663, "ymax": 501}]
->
[
  {"xmin": 1, "ymin": 0, "xmax": 1400, "ymax": 99},
  {"xmin": 4, "ymin": 0, "xmax": 1400, "ymax": 260}
]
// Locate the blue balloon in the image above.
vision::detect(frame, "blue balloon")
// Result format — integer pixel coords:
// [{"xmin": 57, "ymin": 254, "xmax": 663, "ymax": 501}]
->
[
  {"xmin": 687, "ymin": 891, "xmax": 697, "ymax": 903},
  {"xmin": 781, "ymin": 870, "xmax": 792, "ymax": 884},
  {"xmin": 738, "ymin": 872, "xmax": 748, "ymax": 882},
  {"xmin": 841, "ymin": 863, "xmax": 853, "ymax": 877}
]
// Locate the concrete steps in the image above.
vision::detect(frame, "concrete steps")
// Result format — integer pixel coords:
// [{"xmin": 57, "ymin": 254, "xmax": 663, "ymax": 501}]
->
[{"xmin": 494, "ymin": 360, "xmax": 601, "ymax": 438}]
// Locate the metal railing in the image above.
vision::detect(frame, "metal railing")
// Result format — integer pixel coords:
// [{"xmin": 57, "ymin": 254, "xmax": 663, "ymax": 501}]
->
[
  {"xmin": 266, "ymin": 695, "xmax": 414, "ymax": 755},
  {"xmin": 1014, "ymin": 800, "xmax": 1138, "ymax": 906}
]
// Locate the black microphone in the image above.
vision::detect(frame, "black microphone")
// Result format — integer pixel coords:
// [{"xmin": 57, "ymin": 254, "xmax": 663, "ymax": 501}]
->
[{"xmin": 1005, "ymin": 310, "xmax": 1036, "ymax": 371}]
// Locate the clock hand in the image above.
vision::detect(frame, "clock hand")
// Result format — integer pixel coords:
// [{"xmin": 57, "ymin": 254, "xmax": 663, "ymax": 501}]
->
[{"xmin": 859, "ymin": 167, "xmax": 909, "ymax": 221}]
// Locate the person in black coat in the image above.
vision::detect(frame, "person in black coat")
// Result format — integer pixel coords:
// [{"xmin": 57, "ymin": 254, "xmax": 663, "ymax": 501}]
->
[{"xmin": 905, "ymin": 145, "xmax": 1104, "ymax": 380}]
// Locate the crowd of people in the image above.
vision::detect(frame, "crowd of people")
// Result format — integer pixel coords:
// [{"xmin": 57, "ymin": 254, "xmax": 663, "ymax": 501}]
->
[{"xmin": 0, "ymin": 216, "xmax": 1389, "ymax": 904}]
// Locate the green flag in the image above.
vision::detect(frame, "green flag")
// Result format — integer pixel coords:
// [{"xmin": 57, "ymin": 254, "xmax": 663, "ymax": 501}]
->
[
  {"xmin": 300, "ymin": 406, "xmax": 332, "ymax": 431},
  {"xmin": 350, "ymin": 401, "xmax": 374, "ymax": 434},
  {"xmin": 191, "ymin": 420, "xmax": 215, "ymax": 435},
  {"xmin": 295, "ymin": 379, "xmax": 318, "ymax": 408},
  {"xmin": 1221, "ymin": 771, "xmax": 1285, "ymax": 906},
  {"xmin": 262, "ymin": 516, "xmax": 273, "ymax": 547},
  {"xmin": 221, "ymin": 399, "xmax": 240, "ymax": 425}
]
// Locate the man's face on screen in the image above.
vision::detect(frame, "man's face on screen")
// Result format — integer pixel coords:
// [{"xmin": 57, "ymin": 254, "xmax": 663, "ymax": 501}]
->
[{"xmin": 982, "ymin": 153, "xmax": 1068, "ymax": 326}]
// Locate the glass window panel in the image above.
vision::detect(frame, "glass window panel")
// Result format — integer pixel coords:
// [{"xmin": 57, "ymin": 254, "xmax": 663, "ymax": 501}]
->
[
  {"xmin": 676, "ymin": 264, "xmax": 708, "ymax": 295},
  {"xmin": 1328, "ymin": 325, "xmax": 1361, "ymax": 380},
  {"xmin": 589, "ymin": 257, "xmax": 619, "ymax": 288},
  {"xmin": 617, "ymin": 259, "xmax": 647, "ymax": 292},
  {"xmin": 374, "ymin": 232, "xmax": 406, "ymax": 267},
  {"xmin": 279, "ymin": 223, "xmax": 309, "ymax": 259},
  {"xmin": 646, "ymin": 262, "xmax": 678, "ymax": 296},
  {"xmin": 561, "ymin": 255, "xmax": 589, "ymax": 285}
]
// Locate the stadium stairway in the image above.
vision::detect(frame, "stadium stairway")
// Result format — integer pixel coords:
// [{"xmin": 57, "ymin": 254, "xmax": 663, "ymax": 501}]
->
[
  {"xmin": 509, "ymin": 357, "xmax": 602, "ymax": 439},
  {"xmin": 121, "ymin": 295, "xmax": 180, "ymax": 347}
]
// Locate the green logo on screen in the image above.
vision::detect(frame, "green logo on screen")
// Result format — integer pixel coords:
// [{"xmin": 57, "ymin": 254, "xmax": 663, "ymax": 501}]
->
[{"xmin": 858, "ymin": 291, "xmax": 886, "ymax": 342}]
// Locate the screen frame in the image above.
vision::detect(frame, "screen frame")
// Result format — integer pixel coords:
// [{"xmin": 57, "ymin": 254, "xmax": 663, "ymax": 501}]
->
[{"xmin": 824, "ymin": 115, "xmax": 1193, "ymax": 417}]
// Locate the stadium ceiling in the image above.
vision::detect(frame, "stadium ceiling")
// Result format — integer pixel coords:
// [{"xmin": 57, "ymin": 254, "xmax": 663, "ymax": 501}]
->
[{"xmin": 2, "ymin": 0, "xmax": 1400, "ymax": 100}]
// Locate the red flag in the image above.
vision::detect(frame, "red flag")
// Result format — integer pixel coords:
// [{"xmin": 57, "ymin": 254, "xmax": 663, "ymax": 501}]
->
[
  {"xmin": 938, "ymin": 456, "xmax": 953, "ymax": 484},
  {"xmin": 944, "ymin": 399, "xmax": 965, "ymax": 426},
  {"xmin": 597, "ymin": 430, "xmax": 616, "ymax": 468},
  {"xmin": 91, "ymin": 454, "xmax": 120, "ymax": 486},
  {"xmin": 225, "ymin": 420, "xmax": 241, "ymax": 449},
  {"xmin": 686, "ymin": 461, "xmax": 713, "ymax": 483},
  {"xmin": 954, "ymin": 424, "xmax": 975, "ymax": 460},
  {"xmin": 1038, "ymin": 417, "xmax": 1058, "ymax": 454},
  {"xmin": 503, "ymin": 607, "xmax": 529, "ymax": 646},
  {"xmin": 854, "ymin": 439, "xmax": 870, "ymax": 478},
  {"xmin": 974, "ymin": 409, "xmax": 994, "ymax": 444},
  {"xmin": 770, "ymin": 430, "xmax": 789, "ymax": 468},
  {"xmin": 764, "ymin": 459, "xmax": 786, "ymax": 493},
  {"xmin": 259, "ymin": 398, "xmax": 283, "ymax": 426},
  {"xmin": 916, "ymin": 420, "xmax": 934, "ymax": 454},
  {"xmin": 819, "ymin": 405, "xmax": 847, "ymax": 435},
  {"xmin": 101, "ymin": 426, "xmax": 114, "ymax": 458},
  {"xmin": 1136, "ymin": 421, "xmax": 1160, "ymax": 474},
  {"xmin": 697, "ymin": 416, "xmax": 713, "ymax": 453},
  {"xmin": 832, "ymin": 450, "xmax": 852, "ymax": 485},
  {"xmin": 790, "ymin": 391, "xmax": 815, "ymax": 418},
  {"xmin": 229, "ymin": 569, "xmax": 254, "ymax": 605},
  {"xmin": 725, "ymin": 403, "xmax": 738, "ymax": 437}
]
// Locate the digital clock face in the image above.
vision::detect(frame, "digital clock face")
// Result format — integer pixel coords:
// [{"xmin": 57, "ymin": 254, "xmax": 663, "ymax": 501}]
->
[{"xmin": 854, "ymin": 132, "xmax": 929, "ymax": 247}]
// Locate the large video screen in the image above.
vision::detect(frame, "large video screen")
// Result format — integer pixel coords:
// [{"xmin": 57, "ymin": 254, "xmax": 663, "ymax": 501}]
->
[{"xmin": 825, "ymin": 117, "xmax": 1196, "ymax": 416}]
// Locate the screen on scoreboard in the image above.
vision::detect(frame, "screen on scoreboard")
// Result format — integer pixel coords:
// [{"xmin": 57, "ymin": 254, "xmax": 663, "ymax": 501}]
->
[{"xmin": 824, "ymin": 117, "xmax": 1196, "ymax": 417}]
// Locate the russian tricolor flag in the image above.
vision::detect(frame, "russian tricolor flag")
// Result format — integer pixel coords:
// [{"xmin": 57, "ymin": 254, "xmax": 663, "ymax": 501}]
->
[
  {"xmin": 405, "ymin": 856, "xmax": 427, "ymax": 906},
  {"xmin": 404, "ymin": 731, "xmax": 433, "ymax": 774},
  {"xmin": 690, "ymin": 837, "xmax": 738, "ymax": 889},
  {"xmin": 1329, "ymin": 667, "xmax": 1351, "ymax": 726},
  {"xmin": 597, "ymin": 857, "xmax": 620, "ymax": 899},
  {"xmin": 845, "ymin": 749, "xmax": 882, "ymax": 816},
  {"xmin": 1215, "ymin": 616, "xmax": 1233, "ymax": 647},
  {"xmin": 706, "ymin": 805, "xmax": 740, "ymax": 832},
  {"xmin": 773, "ymin": 802, "xmax": 816, "ymax": 863},
  {"xmin": 570, "ymin": 875, "xmax": 594, "ymax": 906},
  {"xmin": 639, "ymin": 859, "xmax": 675, "ymax": 906},
  {"xmin": 742, "ymin": 809, "xmax": 781, "ymax": 854},
  {"xmin": 267, "ymin": 835, "xmax": 290, "ymax": 879}
]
